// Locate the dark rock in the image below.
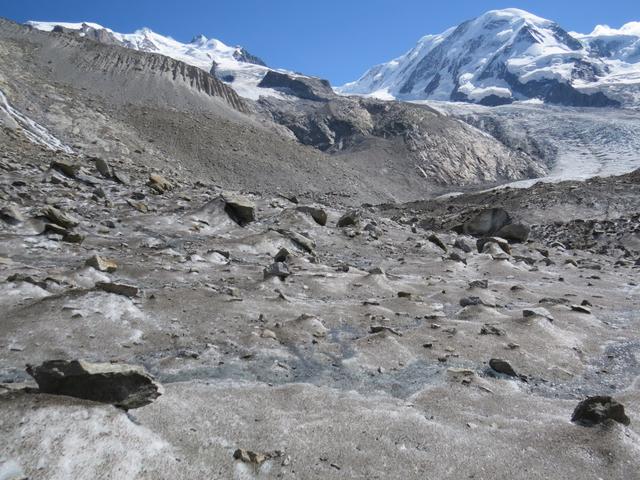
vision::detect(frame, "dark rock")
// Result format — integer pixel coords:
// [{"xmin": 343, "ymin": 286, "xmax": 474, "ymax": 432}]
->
[
  {"xmin": 26, "ymin": 359, "xmax": 162, "ymax": 409},
  {"xmin": 454, "ymin": 238, "xmax": 473, "ymax": 253},
  {"xmin": 296, "ymin": 206, "xmax": 327, "ymax": 226},
  {"xmin": 495, "ymin": 223, "xmax": 531, "ymax": 243},
  {"xmin": 571, "ymin": 304, "xmax": 592, "ymax": 314},
  {"xmin": 337, "ymin": 211, "xmax": 359, "ymax": 228},
  {"xmin": 448, "ymin": 252, "xmax": 467, "ymax": 264},
  {"xmin": 95, "ymin": 282, "xmax": 140, "ymax": 297},
  {"xmin": 85, "ymin": 254, "xmax": 117, "ymax": 273},
  {"xmin": 469, "ymin": 280, "xmax": 488, "ymax": 289},
  {"xmin": 94, "ymin": 158, "xmax": 111, "ymax": 178},
  {"xmin": 258, "ymin": 70, "xmax": 335, "ymax": 101},
  {"xmin": 480, "ymin": 324, "xmax": 505, "ymax": 336},
  {"xmin": 43, "ymin": 206, "xmax": 79, "ymax": 229},
  {"xmin": 523, "ymin": 307, "xmax": 554, "ymax": 322},
  {"xmin": 263, "ymin": 262, "xmax": 290, "ymax": 280},
  {"xmin": 489, "ymin": 358, "xmax": 518, "ymax": 377},
  {"xmin": 222, "ymin": 194, "xmax": 255, "ymax": 226},
  {"xmin": 427, "ymin": 233, "xmax": 447, "ymax": 252},
  {"xmin": 51, "ymin": 159, "xmax": 80, "ymax": 178},
  {"xmin": 0, "ymin": 205, "xmax": 24, "ymax": 225},
  {"xmin": 274, "ymin": 247, "xmax": 292, "ymax": 263},
  {"xmin": 571, "ymin": 396, "xmax": 630, "ymax": 427}
]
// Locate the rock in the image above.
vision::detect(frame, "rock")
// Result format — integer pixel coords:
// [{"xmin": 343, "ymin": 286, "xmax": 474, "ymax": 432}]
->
[
  {"xmin": 263, "ymin": 262, "xmax": 290, "ymax": 280},
  {"xmin": 85, "ymin": 254, "xmax": 118, "ymax": 273},
  {"xmin": 469, "ymin": 279, "xmax": 488, "ymax": 289},
  {"xmin": 0, "ymin": 205, "xmax": 24, "ymax": 225},
  {"xmin": 148, "ymin": 174, "xmax": 173, "ymax": 193},
  {"xmin": 523, "ymin": 307, "xmax": 554, "ymax": 322},
  {"xmin": 477, "ymin": 237, "xmax": 511, "ymax": 255},
  {"xmin": 448, "ymin": 252, "xmax": 467, "ymax": 264},
  {"xmin": 461, "ymin": 208, "xmax": 511, "ymax": 236},
  {"xmin": 370, "ymin": 325, "xmax": 402, "ymax": 336},
  {"xmin": 427, "ymin": 233, "xmax": 447, "ymax": 252},
  {"xmin": 571, "ymin": 396, "xmax": 630, "ymax": 427},
  {"xmin": 63, "ymin": 232, "xmax": 85, "ymax": 244},
  {"xmin": 94, "ymin": 158, "xmax": 111, "ymax": 178},
  {"xmin": 495, "ymin": 223, "xmax": 530, "ymax": 243},
  {"xmin": 480, "ymin": 324, "xmax": 505, "ymax": 336},
  {"xmin": 276, "ymin": 229, "xmax": 315, "ymax": 253},
  {"xmin": 51, "ymin": 159, "xmax": 80, "ymax": 178},
  {"xmin": 571, "ymin": 305, "xmax": 592, "ymax": 314},
  {"xmin": 489, "ymin": 358, "xmax": 518, "ymax": 377},
  {"xmin": 112, "ymin": 169, "xmax": 130, "ymax": 185},
  {"xmin": 368, "ymin": 266, "xmax": 385, "ymax": 275},
  {"xmin": 454, "ymin": 237, "xmax": 473, "ymax": 253},
  {"xmin": 460, "ymin": 296, "xmax": 494, "ymax": 307},
  {"xmin": 127, "ymin": 199, "xmax": 149, "ymax": 213},
  {"xmin": 222, "ymin": 194, "xmax": 255, "ymax": 226},
  {"xmin": 337, "ymin": 210, "xmax": 359, "ymax": 227},
  {"xmin": 26, "ymin": 359, "xmax": 162, "ymax": 409},
  {"xmin": 274, "ymin": 247, "xmax": 292, "ymax": 263},
  {"xmin": 43, "ymin": 206, "xmax": 79, "ymax": 229},
  {"xmin": 95, "ymin": 282, "xmax": 140, "ymax": 297},
  {"xmin": 233, "ymin": 449, "xmax": 269, "ymax": 465},
  {"xmin": 296, "ymin": 206, "xmax": 327, "ymax": 226}
]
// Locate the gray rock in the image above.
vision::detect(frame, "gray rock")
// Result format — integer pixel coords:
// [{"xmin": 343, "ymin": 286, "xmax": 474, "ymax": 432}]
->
[
  {"xmin": 0, "ymin": 205, "xmax": 24, "ymax": 225},
  {"xmin": 43, "ymin": 206, "xmax": 79, "ymax": 229},
  {"xmin": 51, "ymin": 159, "xmax": 80, "ymax": 178},
  {"xmin": 94, "ymin": 158, "xmax": 112, "ymax": 178},
  {"xmin": 263, "ymin": 262, "xmax": 290, "ymax": 280},
  {"xmin": 454, "ymin": 237, "xmax": 473, "ymax": 253},
  {"xmin": 296, "ymin": 205, "xmax": 327, "ymax": 226},
  {"xmin": 571, "ymin": 396, "xmax": 630, "ymax": 427},
  {"xmin": 523, "ymin": 307, "xmax": 554, "ymax": 322},
  {"xmin": 26, "ymin": 359, "xmax": 163, "ymax": 409},
  {"xmin": 276, "ymin": 229, "xmax": 315, "ymax": 253},
  {"xmin": 477, "ymin": 237, "xmax": 511, "ymax": 255},
  {"xmin": 495, "ymin": 223, "xmax": 531, "ymax": 243},
  {"xmin": 462, "ymin": 208, "xmax": 511, "ymax": 236},
  {"xmin": 222, "ymin": 194, "xmax": 255, "ymax": 226},
  {"xmin": 337, "ymin": 211, "xmax": 359, "ymax": 228},
  {"xmin": 571, "ymin": 305, "xmax": 592, "ymax": 314},
  {"xmin": 469, "ymin": 280, "xmax": 488, "ymax": 289}
]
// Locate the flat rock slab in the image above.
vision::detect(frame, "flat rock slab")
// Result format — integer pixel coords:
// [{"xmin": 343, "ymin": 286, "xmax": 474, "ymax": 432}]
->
[{"xmin": 26, "ymin": 360, "xmax": 163, "ymax": 409}]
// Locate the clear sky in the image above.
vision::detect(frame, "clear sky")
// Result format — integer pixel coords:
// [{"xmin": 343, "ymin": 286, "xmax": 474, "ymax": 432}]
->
[{"xmin": 2, "ymin": 0, "xmax": 638, "ymax": 85}]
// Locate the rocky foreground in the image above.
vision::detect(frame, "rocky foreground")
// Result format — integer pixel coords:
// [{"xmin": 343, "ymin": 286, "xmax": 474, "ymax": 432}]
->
[{"xmin": 1, "ymin": 136, "xmax": 639, "ymax": 479}]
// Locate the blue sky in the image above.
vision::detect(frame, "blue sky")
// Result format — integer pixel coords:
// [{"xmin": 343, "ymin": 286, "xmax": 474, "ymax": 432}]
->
[{"xmin": 2, "ymin": 0, "xmax": 638, "ymax": 85}]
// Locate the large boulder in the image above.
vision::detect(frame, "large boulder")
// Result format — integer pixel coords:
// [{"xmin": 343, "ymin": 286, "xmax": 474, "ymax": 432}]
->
[
  {"xmin": 461, "ymin": 208, "xmax": 511, "ymax": 236},
  {"xmin": 222, "ymin": 194, "xmax": 256, "ymax": 226},
  {"xmin": 26, "ymin": 360, "xmax": 163, "ymax": 409},
  {"xmin": 296, "ymin": 206, "xmax": 328, "ymax": 226},
  {"xmin": 571, "ymin": 396, "xmax": 630, "ymax": 427},
  {"xmin": 495, "ymin": 223, "xmax": 530, "ymax": 243}
]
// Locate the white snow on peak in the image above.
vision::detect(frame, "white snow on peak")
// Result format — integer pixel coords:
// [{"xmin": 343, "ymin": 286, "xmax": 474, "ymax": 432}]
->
[
  {"xmin": 585, "ymin": 21, "xmax": 640, "ymax": 38},
  {"xmin": 339, "ymin": 9, "xmax": 640, "ymax": 106},
  {"xmin": 26, "ymin": 21, "xmax": 290, "ymax": 100}
]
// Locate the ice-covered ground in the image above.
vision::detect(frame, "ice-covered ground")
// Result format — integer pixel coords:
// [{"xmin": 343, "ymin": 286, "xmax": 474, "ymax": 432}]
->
[
  {"xmin": 428, "ymin": 101, "xmax": 640, "ymax": 189},
  {"xmin": 0, "ymin": 89, "xmax": 73, "ymax": 153}
]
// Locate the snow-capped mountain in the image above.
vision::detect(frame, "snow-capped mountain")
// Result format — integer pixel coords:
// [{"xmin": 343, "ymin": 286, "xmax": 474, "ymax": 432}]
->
[
  {"xmin": 26, "ymin": 21, "xmax": 287, "ymax": 100},
  {"xmin": 339, "ymin": 9, "xmax": 640, "ymax": 107}
]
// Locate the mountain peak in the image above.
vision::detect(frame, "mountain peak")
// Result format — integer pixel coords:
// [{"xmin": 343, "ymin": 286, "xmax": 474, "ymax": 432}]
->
[{"xmin": 340, "ymin": 9, "xmax": 637, "ymax": 107}]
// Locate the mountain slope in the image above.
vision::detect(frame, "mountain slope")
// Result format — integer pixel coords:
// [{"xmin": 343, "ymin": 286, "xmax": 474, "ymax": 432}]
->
[
  {"xmin": 340, "ymin": 8, "xmax": 640, "ymax": 107},
  {"xmin": 27, "ymin": 20, "xmax": 302, "ymax": 100}
]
